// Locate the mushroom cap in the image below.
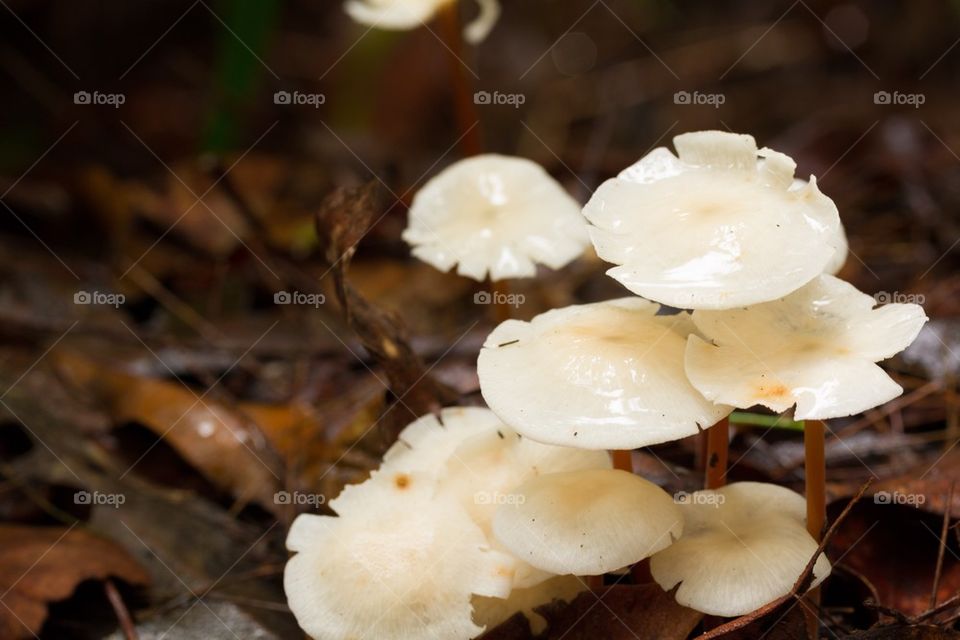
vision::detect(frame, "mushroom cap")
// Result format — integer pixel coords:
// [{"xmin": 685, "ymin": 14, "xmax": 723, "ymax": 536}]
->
[
  {"xmin": 478, "ymin": 297, "xmax": 732, "ymax": 450},
  {"xmin": 649, "ymin": 482, "xmax": 831, "ymax": 617},
  {"xmin": 472, "ymin": 574, "xmax": 587, "ymax": 635},
  {"xmin": 685, "ymin": 274, "xmax": 928, "ymax": 420},
  {"xmin": 789, "ymin": 178, "xmax": 848, "ymax": 275},
  {"xmin": 344, "ymin": 0, "xmax": 500, "ymax": 44},
  {"xmin": 344, "ymin": 0, "xmax": 451, "ymax": 30},
  {"xmin": 285, "ymin": 481, "xmax": 515, "ymax": 640},
  {"xmin": 583, "ymin": 130, "xmax": 843, "ymax": 309},
  {"xmin": 331, "ymin": 407, "xmax": 609, "ymax": 589},
  {"xmin": 493, "ymin": 469, "xmax": 683, "ymax": 576},
  {"xmin": 403, "ymin": 154, "xmax": 590, "ymax": 282},
  {"xmin": 443, "ymin": 426, "xmax": 611, "ymax": 587}
]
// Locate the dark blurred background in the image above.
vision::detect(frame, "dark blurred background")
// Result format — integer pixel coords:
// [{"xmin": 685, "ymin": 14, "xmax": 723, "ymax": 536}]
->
[{"xmin": 2, "ymin": 1, "xmax": 960, "ymax": 638}]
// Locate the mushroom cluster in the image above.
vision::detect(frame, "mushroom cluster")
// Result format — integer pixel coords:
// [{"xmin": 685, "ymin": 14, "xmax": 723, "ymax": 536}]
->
[
  {"xmin": 475, "ymin": 130, "xmax": 925, "ymax": 617},
  {"xmin": 284, "ymin": 130, "xmax": 928, "ymax": 638},
  {"xmin": 285, "ymin": 407, "xmax": 611, "ymax": 638}
]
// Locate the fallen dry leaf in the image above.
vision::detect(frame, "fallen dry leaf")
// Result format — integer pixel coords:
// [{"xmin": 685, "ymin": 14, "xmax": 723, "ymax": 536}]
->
[
  {"xmin": 537, "ymin": 584, "xmax": 703, "ymax": 640},
  {"xmin": 54, "ymin": 350, "xmax": 284, "ymax": 509},
  {"xmin": 0, "ymin": 524, "xmax": 149, "ymax": 639}
]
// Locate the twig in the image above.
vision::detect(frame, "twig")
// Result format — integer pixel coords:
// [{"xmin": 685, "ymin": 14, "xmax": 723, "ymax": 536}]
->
[
  {"xmin": 931, "ymin": 482, "xmax": 955, "ymax": 609},
  {"xmin": 104, "ymin": 579, "xmax": 139, "ymax": 640}
]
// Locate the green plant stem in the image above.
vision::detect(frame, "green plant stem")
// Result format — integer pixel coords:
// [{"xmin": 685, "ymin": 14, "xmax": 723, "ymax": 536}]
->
[{"xmin": 729, "ymin": 411, "xmax": 805, "ymax": 431}]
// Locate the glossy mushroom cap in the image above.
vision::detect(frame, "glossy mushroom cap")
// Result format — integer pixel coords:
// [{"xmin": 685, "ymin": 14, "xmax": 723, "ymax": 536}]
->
[
  {"xmin": 478, "ymin": 298, "xmax": 731, "ymax": 450},
  {"xmin": 650, "ymin": 482, "xmax": 831, "ymax": 617},
  {"xmin": 285, "ymin": 481, "xmax": 514, "ymax": 640},
  {"xmin": 493, "ymin": 469, "xmax": 683, "ymax": 576},
  {"xmin": 345, "ymin": 0, "xmax": 500, "ymax": 44},
  {"xmin": 685, "ymin": 274, "xmax": 928, "ymax": 420},
  {"xmin": 583, "ymin": 130, "xmax": 843, "ymax": 309},
  {"xmin": 403, "ymin": 154, "xmax": 590, "ymax": 281}
]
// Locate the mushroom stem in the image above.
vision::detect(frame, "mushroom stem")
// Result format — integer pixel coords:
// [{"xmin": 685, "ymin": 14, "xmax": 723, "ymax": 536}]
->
[
  {"xmin": 704, "ymin": 417, "xmax": 729, "ymax": 489},
  {"xmin": 804, "ymin": 420, "xmax": 826, "ymax": 540},
  {"xmin": 611, "ymin": 450, "xmax": 633, "ymax": 473},
  {"xmin": 437, "ymin": 3, "xmax": 484, "ymax": 156}
]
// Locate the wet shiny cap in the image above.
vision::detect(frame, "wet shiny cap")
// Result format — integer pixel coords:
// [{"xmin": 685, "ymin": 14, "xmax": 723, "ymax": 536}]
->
[
  {"xmin": 403, "ymin": 154, "xmax": 590, "ymax": 282},
  {"xmin": 583, "ymin": 130, "xmax": 844, "ymax": 309},
  {"xmin": 477, "ymin": 298, "xmax": 731, "ymax": 450},
  {"xmin": 685, "ymin": 274, "xmax": 928, "ymax": 419}
]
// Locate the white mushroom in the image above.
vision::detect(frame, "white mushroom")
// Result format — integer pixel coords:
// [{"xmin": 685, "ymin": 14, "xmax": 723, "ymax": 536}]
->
[
  {"xmin": 650, "ymin": 482, "xmax": 831, "ymax": 617},
  {"xmin": 472, "ymin": 574, "xmax": 587, "ymax": 635},
  {"xmin": 583, "ymin": 130, "xmax": 843, "ymax": 309},
  {"xmin": 493, "ymin": 469, "xmax": 683, "ymax": 576},
  {"xmin": 685, "ymin": 274, "xmax": 928, "ymax": 420},
  {"xmin": 285, "ymin": 480, "xmax": 514, "ymax": 640},
  {"xmin": 330, "ymin": 407, "xmax": 609, "ymax": 589},
  {"xmin": 477, "ymin": 297, "xmax": 731, "ymax": 450},
  {"xmin": 403, "ymin": 154, "xmax": 590, "ymax": 282},
  {"xmin": 789, "ymin": 177, "xmax": 848, "ymax": 275},
  {"xmin": 344, "ymin": 0, "xmax": 501, "ymax": 44}
]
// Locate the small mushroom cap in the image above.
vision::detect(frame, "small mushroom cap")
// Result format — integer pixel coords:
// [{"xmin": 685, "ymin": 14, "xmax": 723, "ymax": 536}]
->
[
  {"xmin": 403, "ymin": 154, "xmax": 590, "ymax": 282},
  {"xmin": 285, "ymin": 482, "xmax": 515, "ymax": 640},
  {"xmin": 344, "ymin": 0, "xmax": 450, "ymax": 30},
  {"xmin": 583, "ymin": 130, "xmax": 843, "ymax": 309},
  {"xmin": 650, "ymin": 482, "xmax": 831, "ymax": 617},
  {"xmin": 344, "ymin": 0, "xmax": 500, "ymax": 44},
  {"xmin": 685, "ymin": 274, "xmax": 928, "ymax": 420},
  {"xmin": 472, "ymin": 574, "xmax": 587, "ymax": 635},
  {"xmin": 381, "ymin": 406, "xmax": 504, "ymax": 475},
  {"xmin": 493, "ymin": 469, "xmax": 683, "ymax": 576},
  {"xmin": 478, "ymin": 298, "xmax": 732, "ymax": 450}
]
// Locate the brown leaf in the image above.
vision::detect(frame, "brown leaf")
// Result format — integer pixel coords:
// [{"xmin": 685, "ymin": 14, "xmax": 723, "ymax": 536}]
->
[
  {"xmin": 0, "ymin": 524, "xmax": 149, "ymax": 639},
  {"xmin": 537, "ymin": 585, "xmax": 703, "ymax": 640},
  {"xmin": 54, "ymin": 351, "xmax": 284, "ymax": 510},
  {"xmin": 843, "ymin": 625, "xmax": 960, "ymax": 639}
]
